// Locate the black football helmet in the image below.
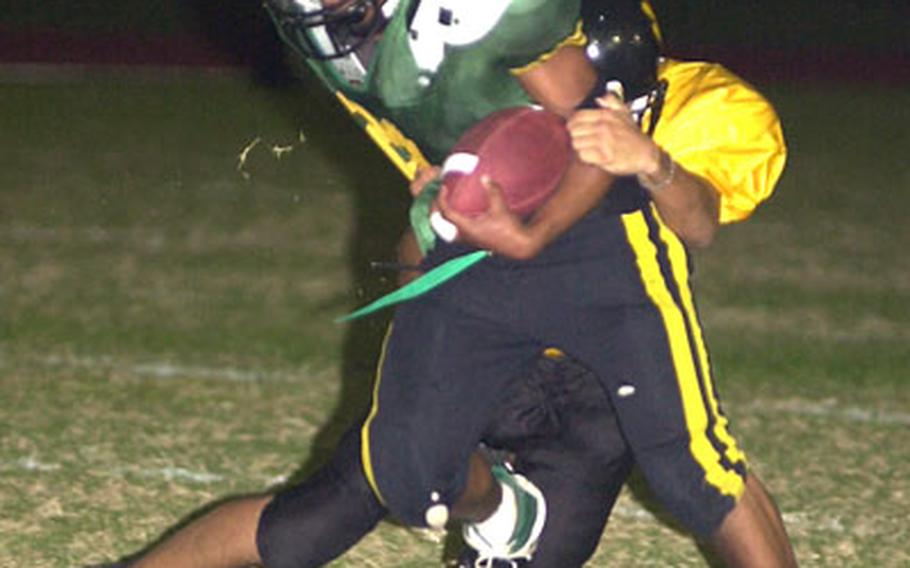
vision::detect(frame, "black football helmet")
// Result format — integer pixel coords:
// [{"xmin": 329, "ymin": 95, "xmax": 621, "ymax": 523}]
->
[{"xmin": 581, "ymin": 0, "xmax": 666, "ymax": 130}]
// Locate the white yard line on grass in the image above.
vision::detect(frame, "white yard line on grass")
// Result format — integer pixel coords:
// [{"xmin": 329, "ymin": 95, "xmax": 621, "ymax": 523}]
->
[
  {"xmin": 10, "ymin": 352, "xmax": 909, "ymax": 424},
  {"xmin": 32, "ymin": 353, "xmax": 325, "ymax": 384},
  {"xmin": 26, "ymin": 352, "xmax": 910, "ymax": 424},
  {"xmin": 2, "ymin": 456, "xmax": 286, "ymax": 487},
  {"xmin": 113, "ymin": 465, "xmax": 225, "ymax": 484},
  {"xmin": 745, "ymin": 397, "xmax": 910, "ymax": 427},
  {"xmin": 0, "ymin": 223, "xmax": 165, "ymax": 247},
  {"xmin": 0, "ymin": 457, "xmax": 61, "ymax": 473},
  {"xmin": 108, "ymin": 465, "xmax": 291, "ymax": 488},
  {"xmin": 112, "ymin": 464, "xmax": 291, "ymax": 487}
]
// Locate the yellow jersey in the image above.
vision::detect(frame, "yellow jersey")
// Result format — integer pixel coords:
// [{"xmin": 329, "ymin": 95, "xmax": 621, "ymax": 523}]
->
[{"xmin": 654, "ymin": 59, "xmax": 787, "ymax": 224}]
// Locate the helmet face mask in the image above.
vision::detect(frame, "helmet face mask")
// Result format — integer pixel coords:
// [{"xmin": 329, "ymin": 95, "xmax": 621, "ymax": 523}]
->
[
  {"xmin": 265, "ymin": 0, "xmax": 383, "ymax": 60},
  {"xmin": 265, "ymin": 0, "xmax": 386, "ymax": 88}
]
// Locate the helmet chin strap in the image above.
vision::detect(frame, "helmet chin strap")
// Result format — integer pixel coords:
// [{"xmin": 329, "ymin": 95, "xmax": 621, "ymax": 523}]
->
[{"xmin": 642, "ymin": 78, "xmax": 667, "ymax": 136}]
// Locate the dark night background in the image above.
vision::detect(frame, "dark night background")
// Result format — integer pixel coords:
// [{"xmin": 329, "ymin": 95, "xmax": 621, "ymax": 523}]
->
[{"xmin": 0, "ymin": 0, "xmax": 908, "ymax": 85}]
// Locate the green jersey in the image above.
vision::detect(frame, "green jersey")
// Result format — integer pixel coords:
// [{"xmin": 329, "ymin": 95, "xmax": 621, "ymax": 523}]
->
[{"xmin": 309, "ymin": 0, "xmax": 581, "ymax": 164}]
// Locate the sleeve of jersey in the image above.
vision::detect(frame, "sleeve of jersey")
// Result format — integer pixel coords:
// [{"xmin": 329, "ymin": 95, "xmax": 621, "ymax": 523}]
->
[
  {"xmin": 654, "ymin": 61, "xmax": 787, "ymax": 224},
  {"xmin": 491, "ymin": 0, "xmax": 583, "ymax": 69}
]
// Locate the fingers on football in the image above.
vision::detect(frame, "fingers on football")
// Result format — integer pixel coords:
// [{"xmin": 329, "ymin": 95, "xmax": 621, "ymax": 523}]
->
[
  {"xmin": 410, "ymin": 165, "xmax": 441, "ymax": 197},
  {"xmin": 437, "ymin": 183, "xmax": 467, "ymax": 225},
  {"xmin": 480, "ymin": 175, "xmax": 509, "ymax": 213}
]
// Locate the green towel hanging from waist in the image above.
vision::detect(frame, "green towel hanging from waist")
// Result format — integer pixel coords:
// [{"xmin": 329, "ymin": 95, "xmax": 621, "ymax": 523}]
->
[{"xmin": 336, "ymin": 249, "xmax": 491, "ymax": 323}]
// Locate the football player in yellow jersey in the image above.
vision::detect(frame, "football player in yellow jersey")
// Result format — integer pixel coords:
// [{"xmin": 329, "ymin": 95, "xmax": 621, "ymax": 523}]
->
[
  {"xmin": 86, "ymin": 1, "xmax": 796, "ymax": 567},
  {"xmin": 556, "ymin": 60, "xmax": 795, "ymax": 565},
  {"xmin": 420, "ymin": 2, "xmax": 796, "ymax": 566},
  {"xmin": 567, "ymin": 11, "xmax": 793, "ymax": 567}
]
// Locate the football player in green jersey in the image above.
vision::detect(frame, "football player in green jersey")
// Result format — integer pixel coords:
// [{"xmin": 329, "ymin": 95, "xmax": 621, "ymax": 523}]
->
[
  {"xmin": 313, "ymin": 0, "xmax": 795, "ymax": 565},
  {"xmin": 87, "ymin": 2, "xmax": 800, "ymax": 566},
  {"xmin": 269, "ymin": 0, "xmax": 631, "ymax": 564},
  {"xmin": 90, "ymin": 4, "xmax": 627, "ymax": 566}
]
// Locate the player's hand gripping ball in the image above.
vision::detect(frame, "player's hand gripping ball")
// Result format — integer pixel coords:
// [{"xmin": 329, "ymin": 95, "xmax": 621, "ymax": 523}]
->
[{"xmin": 430, "ymin": 106, "xmax": 572, "ymax": 242}]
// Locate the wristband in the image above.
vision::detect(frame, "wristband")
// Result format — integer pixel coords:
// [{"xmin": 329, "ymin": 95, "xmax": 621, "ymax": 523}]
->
[{"xmin": 638, "ymin": 149, "xmax": 676, "ymax": 192}]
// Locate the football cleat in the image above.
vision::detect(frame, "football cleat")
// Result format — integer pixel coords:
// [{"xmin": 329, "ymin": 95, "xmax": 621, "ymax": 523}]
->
[{"xmin": 462, "ymin": 464, "xmax": 547, "ymax": 568}]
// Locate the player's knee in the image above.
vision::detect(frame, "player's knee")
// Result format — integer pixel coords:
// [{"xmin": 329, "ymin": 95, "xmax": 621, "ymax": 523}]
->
[
  {"xmin": 636, "ymin": 438, "xmax": 744, "ymax": 538},
  {"xmin": 368, "ymin": 457, "xmax": 451, "ymax": 529},
  {"xmin": 363, "ymin": 422, "xmax": 464, "ymax": 528}
]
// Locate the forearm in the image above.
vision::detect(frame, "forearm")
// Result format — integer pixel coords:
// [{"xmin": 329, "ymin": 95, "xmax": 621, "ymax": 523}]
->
[
  {"xmin": 517, "ymin": 159, "xmax": 615, "ymax": 259},
  {"xmin": 638, "ymin": 147, "xmax": 720, "ymax": 248},
  {"xmin": 429, "ymin": 45, "xmax": 611, "ymax": 260},
  {"xmin": 568, "ymin": 99, "xmax": 721, "ymax": 248},
  {"xmin": 511, "ymin": 45, "xmax": 613, "ymax": 259}
]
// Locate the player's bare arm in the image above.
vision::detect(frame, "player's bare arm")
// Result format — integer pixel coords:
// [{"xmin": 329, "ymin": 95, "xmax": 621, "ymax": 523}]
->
[
  {"xmin": 439, "ymin": 45, "xmax": 615, "ymax": 260},
  {"xmin": 568, "ymin": 94, "xmax": 721, "ymax": 248}
]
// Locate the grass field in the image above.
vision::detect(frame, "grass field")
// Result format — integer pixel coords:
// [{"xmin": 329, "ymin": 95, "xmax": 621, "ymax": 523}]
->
[{"xmin": 1, "ymin": 70, "xmax": 908, "ymax": 567}]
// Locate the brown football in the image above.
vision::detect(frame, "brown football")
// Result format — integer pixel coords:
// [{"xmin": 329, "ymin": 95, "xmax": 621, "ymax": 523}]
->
[{"xmin": 439, "ymin": 106, "xmax": 571, "ymax": 218}]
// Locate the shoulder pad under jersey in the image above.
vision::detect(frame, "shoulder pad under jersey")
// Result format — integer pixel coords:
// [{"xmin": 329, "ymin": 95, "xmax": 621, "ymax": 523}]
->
[
  {"xmin": 407, "ymin": 0, "xmax": 581, "ymax": 73},
  {"xmin": 655, "ymin": 59, "xmax": 787, "ymax": 224}
]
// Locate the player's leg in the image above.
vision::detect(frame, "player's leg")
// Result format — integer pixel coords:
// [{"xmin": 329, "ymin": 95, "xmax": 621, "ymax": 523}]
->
[
  {"xmin": 126, "ymin": 496, "xmax": 268, "ymax": 568},
  {"xmin": 362, "ymin": 283, "xmax": 555, "ymax": 568},
  {"xmin": 260, "ymin": 430, "xmax": 542, "ymax": 568},
  {"xmin": 573, "ymin": 208, "xmax": 795, "ymax": 566},
  {"xmin": 256, "ymin": 427, "xmax": 388, "ymax": 568},
  {"xmin": 484, "ymin": 353, "xmax": 634, "ymax": 567},
  {"xmin": 102, "ymin": 427, "xmax": 386, "ymax": 568},
  {"xmin": 711, "ymin": 474, "xmax": 798, "ymax": 568},
  {"xmin": 260, "ymin": 427, "xmax": 550, "ymax": 568},
  {"xmin": 361, "ymin": 294, "xmax": 543, "ymax": 529},
  {"xmin": 581, "ymin": 306, "xmax": 797, "ymax": 566}
]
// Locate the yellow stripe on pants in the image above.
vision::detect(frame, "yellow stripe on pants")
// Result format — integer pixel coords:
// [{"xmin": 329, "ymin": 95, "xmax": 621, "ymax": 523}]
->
[
  {"xmin": 360, "ymin": 324, "xmax": 394, "ymax": 505},
  {"xmin": 622, "ymin": 209, "xmax": 745, "ymax": 498},
  {"xmin": 655, "ymin": 214, "xmax": 747, "ymax": 467}
]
